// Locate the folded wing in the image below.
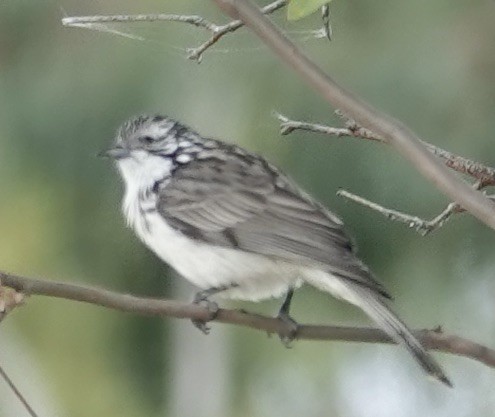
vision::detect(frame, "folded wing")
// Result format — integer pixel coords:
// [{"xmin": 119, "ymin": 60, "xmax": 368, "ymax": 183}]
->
[{"xmin": 158, "ymin": 151, "xmax": 390, "ymax": 298}]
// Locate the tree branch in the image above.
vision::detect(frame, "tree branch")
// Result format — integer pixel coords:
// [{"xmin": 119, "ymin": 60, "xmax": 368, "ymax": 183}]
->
[
  {"xmin": 276, "ymin": 112, "xmax": 495, "ymax": 233},
  {"xmin": 62, "ymin": 0, "xmax": 287, "ymax": 62},
  {"xmin": 1, "ymin": 271, "xmax": 494, "ymax": 369},
  {"xmin": 212, "ymin": 0, "xmax": 495, "ymax": 231},
  {"xmin": 0, "ymin": 365, "xmax": 38, "ymax": 417},
  {"xmin": 337, "ymin": 189, "xmax": 463, "ymax": 235},
  {"xmin": 188, "ymin": 0, "xmax": 287, "ymax": 62},
  {"xmin": 62, "ymin": 14, "xmax": 220, "ymax": 31},
  {"xmin": 276, "ymin": 112, "xmax": 495, "ymax": 186}
]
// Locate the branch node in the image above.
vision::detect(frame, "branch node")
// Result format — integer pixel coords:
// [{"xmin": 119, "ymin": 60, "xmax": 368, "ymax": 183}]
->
[{"xmin": 0, "ymin": 281, "xmax": 26, "ymax": 322}]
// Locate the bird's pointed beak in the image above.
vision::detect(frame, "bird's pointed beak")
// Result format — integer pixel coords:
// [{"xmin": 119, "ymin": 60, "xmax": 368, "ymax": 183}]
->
[{"xmin": 98, "ymin": 146, "xmax": 130, "ymax": 160}]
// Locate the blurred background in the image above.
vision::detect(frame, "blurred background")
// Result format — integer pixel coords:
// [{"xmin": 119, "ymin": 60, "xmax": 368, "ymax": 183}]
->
[{"xmin": 0, "ymin": 0, "xmax": 494, "ymax": 416}]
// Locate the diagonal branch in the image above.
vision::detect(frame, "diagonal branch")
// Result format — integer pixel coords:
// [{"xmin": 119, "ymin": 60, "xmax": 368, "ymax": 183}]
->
[
  {"xmin": 62, "ymin": 0, "xmax": 288, "ymax": 62},
  {"xmin": 212, "ymin": 0, "xmax": 495, "ymax": 231},
  {"xmin": 1, "ymin": 271, "xmax": 494, "ymax": 369},
  {"xmin": 337, "ymin": 189, "xmax": 463, "ymax": 235},
  {"xmin": 276, "ymin": 112, "xmax": 495, "ymax": 233},
  {"xmin": 187, "ymin": 0, "xmax": 287, "ymax": 62},
  {"xmin": 0, "ymin": 365, "xmax": 39, "ymax": 417},
  {"xmin": 276, "ymin": 112, "xmax": 495, "ymax": 186},
  {"xmin": 0, "ymin": 283, "xmax": 37, "ymax": 417}
]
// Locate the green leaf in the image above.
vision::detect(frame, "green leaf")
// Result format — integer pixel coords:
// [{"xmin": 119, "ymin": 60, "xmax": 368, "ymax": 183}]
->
[{"xmin": 287, "ymin": 0, "xmax": 332, "ymax": 21}]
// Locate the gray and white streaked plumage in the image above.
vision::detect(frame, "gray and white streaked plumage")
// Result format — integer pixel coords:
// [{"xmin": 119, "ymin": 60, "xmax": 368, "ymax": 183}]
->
[{"xmin": 103, "ymin": 114, "xmax": 451, "ymax": 386}]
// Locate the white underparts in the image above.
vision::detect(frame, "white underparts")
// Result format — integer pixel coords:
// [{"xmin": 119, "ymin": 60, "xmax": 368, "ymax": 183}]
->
[{"xmin": 117, "ymin": 152, "xmax": 355, "ymax": 303}]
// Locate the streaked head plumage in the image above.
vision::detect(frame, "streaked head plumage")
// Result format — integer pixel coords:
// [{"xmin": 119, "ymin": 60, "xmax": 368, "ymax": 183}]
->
[
  {"xmin": 113, "ymin": 114, "xmax": 197, "ymax": 155},
  {"xmin": 102, "ymin": 115, "xmax": 208, "ymax": 195}
]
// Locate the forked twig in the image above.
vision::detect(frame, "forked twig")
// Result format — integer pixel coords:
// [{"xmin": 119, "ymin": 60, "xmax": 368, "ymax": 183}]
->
[
  {"xmin": 188, "ymin": 0, "xmax": 287, "ymax": 61},
  {"xmin": 337, "ymin": 189, "xmax": 463, "ymax": 235},
  {"xmin": 62, "ymin": 0, "xmax": 288, "ymax": 62},
  {"xmin": 276, "ymin": 112, "xmax": 495, "ymax": 234}
]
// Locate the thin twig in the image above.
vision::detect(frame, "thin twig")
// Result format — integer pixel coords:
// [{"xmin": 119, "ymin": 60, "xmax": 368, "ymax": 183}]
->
[
  {"xmin": 62, "ymin": 14, "xmax": 220, "ymax": 31},
  {"xmin": 277, "ymin": 112, "xmax": 495, "ymax": 185},
  {"xmin": 337, "ymin": 180, "xmax": 489, "ymax": 235},
  {"xmin": 62, "ymin": 1, "xmax": 288, "ymax": 62},
  {"xmin": 338, "ymin": 188, "xmax": 495, "ymax": 235},
  {"xmin": 0, "ymin": 364, "xmax": 39, "ymax": 417},
  {"xmin": 277, "ymin": 112, "xmax": 384, "ymax": 141},
  {"xmin": 1, "ymin": 271, "xmax": 495, "ymax": 369},
  {"xmin": 337, "ymin": 189, "xmax": 461, "ymax": 235},
  {"xmin": 188, "ymin": 0, "xmax": 287, "ymax": 62},
  {"xmin": 214, "ymin": 0, "xmax": 495, "ymax": 231},
  {"xmin": 66, "ymin": 23, "xmax": 147, "ymax": 42},
  {"xmin": 277, "ymin": 112, "xmax": 495, "ymax": 233}
]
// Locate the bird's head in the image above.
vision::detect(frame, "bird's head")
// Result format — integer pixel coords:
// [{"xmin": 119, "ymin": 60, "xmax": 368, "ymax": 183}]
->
[{"xmin": 101, "ymin": 114, "xmax": 200, "ymax": 188}]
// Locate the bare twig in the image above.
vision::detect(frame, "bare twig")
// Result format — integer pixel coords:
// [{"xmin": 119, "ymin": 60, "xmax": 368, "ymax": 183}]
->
[
  {"xmin": 62, "ymin": 0, "xmax": 288, "ymax": 62},
  {"xmin": 188, "ymin": 0, "xmax": 287, "ymax": 62},
  {"xmin": 277, "ymin": 112, "xmax": 384, "ymax": 141},
  {"xmin": 1, "ymin": 271, "xmax": 495, "ymax": 369},
  {"xmin": 277, "ymin": 112, "xmax": 495, "ymax": 185},
  {"xmin": 338, "ymin": 189, "xmax": 495, "ymax": 235},
  {"xmin": 62, "ymin": 13, "xmax": 220, "ymax": 31},
  {"xmin": 0, "ymin": 365, "xmax": 39, "ymax": 417},
  {"xmin": 213, "ymin": 0, "xmax": 495, "ymax": 231},
  {"xmin": 337, "ymin": 189, "xmax": 462, "ymax": 235},
  {"xmin": 0, "ymin": 284, "xmax": 36, "ymax": 416},
  {"xmin": 277, "ymin": 112, "xmax": 495, "ymax": 233}
]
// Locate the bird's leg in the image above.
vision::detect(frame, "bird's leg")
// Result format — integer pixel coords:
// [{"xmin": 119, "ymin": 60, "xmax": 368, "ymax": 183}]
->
[
  {"xmin": 191, "ymin": 285, "xmax": 232, "ymax": 334},
  {"xmin": 276, "ymin": 288, "xmax": 299, "ymax": 347}
]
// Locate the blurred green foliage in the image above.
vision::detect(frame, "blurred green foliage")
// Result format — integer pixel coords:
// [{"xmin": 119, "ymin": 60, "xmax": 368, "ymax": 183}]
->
[
  {"xmin": 0, "ymin": 1, "xmax": 494, "ymax": 416},
  {"xmin": 287, "ymin": 0, "xmax": 331, "ymax": 21}
]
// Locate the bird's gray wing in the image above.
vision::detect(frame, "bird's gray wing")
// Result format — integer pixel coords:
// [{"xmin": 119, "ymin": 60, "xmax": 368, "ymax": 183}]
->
[{"xmin": 157, "ymin": 153, "xmax": 390, "ymax": 298}]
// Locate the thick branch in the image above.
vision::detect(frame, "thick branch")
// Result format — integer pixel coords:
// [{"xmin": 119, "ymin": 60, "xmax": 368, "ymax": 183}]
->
[
  {"xmin": 1, "ymin": 271, "xmax": 494, "ymax": 368},
  {"xmin": 212, "ymin": 0, "xmax": 495, "ymax": 230}
]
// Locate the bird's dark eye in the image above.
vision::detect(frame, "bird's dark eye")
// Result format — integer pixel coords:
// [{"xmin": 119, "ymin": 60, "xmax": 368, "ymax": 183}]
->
[{"xmin": 140, "ymin": 136, "xmax": 155, "ymax": 144}]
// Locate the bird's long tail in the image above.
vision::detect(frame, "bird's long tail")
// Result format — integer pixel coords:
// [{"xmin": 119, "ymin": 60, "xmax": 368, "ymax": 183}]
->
[{"xmin": 305, "ymin": 274, "xmax": 452, "ymax": 387}]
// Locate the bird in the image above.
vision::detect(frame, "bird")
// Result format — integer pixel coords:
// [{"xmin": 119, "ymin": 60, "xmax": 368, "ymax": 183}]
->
[{"xmin": 102, "ymin": 114, "xmax": 451, "ymax": 387}]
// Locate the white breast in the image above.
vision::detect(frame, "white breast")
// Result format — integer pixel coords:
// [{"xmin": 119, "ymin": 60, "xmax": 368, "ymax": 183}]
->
[
  {"xmin": 138, "ymin": 210, "xmax": 303, "ymax": 301},
  {"xmin": 117, "ymin": 154, "xmax": 302, "ymax": 301}
]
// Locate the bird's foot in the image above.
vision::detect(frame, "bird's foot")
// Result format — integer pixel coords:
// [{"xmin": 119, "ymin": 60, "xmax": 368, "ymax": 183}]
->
[
  {"xmin": 191, "ymin": 289, "xmax": 221, "ymax": 335},
  {"xmin": 275, "ymin": 288, "xmax": 298, "ymax": 347},
  {"xmin": 277, "ymin": 309, "xmax": 299, "ymax": 348}
]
